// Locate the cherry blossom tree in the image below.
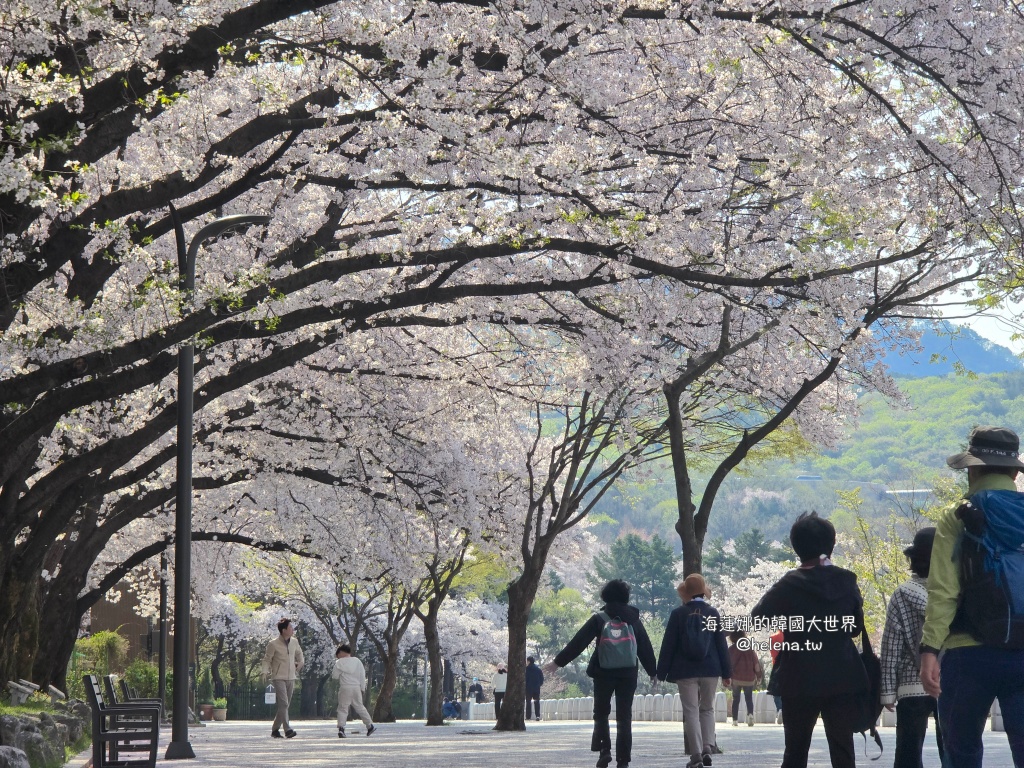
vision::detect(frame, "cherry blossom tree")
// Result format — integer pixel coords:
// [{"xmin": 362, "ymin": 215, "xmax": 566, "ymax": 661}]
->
[
  {"xmin": 495, "ymin": 387, "xmax": 666, "ymax": 730},
  {"xmin": 4, "ymin": 0, "xmax": 1024, "ymax": 690}
]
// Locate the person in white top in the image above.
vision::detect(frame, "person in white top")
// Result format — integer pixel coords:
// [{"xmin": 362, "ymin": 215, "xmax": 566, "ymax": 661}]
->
[
  {"xmin": 332, "ymin": 644, "xmax": 376, "ymax": 738},
  {"xmin": 261, "ymin": 618, "xmax": 304, "ymax": 738},
  {"xmin": 492, "ymin": 665, "xmax": 508, "ymax": 716}
]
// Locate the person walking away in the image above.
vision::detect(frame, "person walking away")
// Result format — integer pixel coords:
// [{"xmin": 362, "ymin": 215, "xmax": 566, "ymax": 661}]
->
[
  {"xmin": 525, "ymin": 656, "xmax": 545, "ymax": 721},
  {"xmin": 879, "ymin": 527, "xmax": 942, "ymax": 768},
  {"xmin": 332, "ymin": 643, "xmax": 375, "ymax": 738},
  {"xmin": 769, "ymin": 629, "xmax": 784, "ymax": 724},
  {"xmin": 261, "ymin": 617, "xmax": 304, "ymax": 739},
  {"xmin": 751, "ymin": 512, "xmax": 867, "ymax": 768},
  {"xmin": 492, "ymin": 665, "xmax": 507, "ymax": 716},
  {"xmin": 920, "ymin": 426, "xmax": 1024, "ymax": 768},
  {"xmin": 544, "ymin": 579, "xmax": 656, "ymax": 768},
  {"xmin": 728, "ymin": 631, "xmax": 762, "ymax": 727},
  {"xmin": 657, "ymin": 574, "xmax": 732, "ymax": 768}
]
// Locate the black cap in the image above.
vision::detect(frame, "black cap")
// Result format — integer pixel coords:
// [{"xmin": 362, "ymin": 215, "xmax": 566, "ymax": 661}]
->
[{"xmin": 903, "ymin": 527, "xmax": 936, "ymax": 560}]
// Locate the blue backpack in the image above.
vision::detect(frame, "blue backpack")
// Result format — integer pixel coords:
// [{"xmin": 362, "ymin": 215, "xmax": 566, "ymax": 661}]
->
[{"xmin": 954, "ymin": 490, "xmax": 1024, "ymax": 648}]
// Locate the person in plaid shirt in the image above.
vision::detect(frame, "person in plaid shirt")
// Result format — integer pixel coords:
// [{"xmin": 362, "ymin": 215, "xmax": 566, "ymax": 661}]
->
[{"xmin": 880, "ymin": 527, "xmax": 943, "ymax": 768}]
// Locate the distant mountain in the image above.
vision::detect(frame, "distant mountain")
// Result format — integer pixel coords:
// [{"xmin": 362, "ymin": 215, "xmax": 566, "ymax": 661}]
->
[
  {"xmin": 882, "ymin": 322, "xmax": 1022, "ymax": 377},
  {"xmin": 594, "ymin": 367, "xmax": 1024, "ymax": 544}
]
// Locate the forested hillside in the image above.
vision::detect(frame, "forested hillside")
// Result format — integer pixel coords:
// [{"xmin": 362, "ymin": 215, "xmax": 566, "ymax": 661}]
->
[{"xmin": 594, "ymin": 368, "xmax": 1024, "ymax": 546}]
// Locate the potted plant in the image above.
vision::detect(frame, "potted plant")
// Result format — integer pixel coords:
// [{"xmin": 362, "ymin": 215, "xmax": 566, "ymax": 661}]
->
[
  {"xmin": 197, "ymin": 669, "xmax": 214, "ymax": 720},
  {"xmin": 212, "ymin": 697, "xmax": 228, "ymax": 721}
]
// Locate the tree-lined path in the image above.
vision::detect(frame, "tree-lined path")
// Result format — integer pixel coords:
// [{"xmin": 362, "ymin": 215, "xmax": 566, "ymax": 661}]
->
[
  {"xmin": 69, "ymin": 720, "xmax": 1012, "ymax": 768},
  {"xmin": 8, "ymin": 0, "xmax": 1024, "ymax": 734}
]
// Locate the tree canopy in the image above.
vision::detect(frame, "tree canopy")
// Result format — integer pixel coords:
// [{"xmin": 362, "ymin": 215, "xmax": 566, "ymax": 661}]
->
[{"xmin": 4, "ymin": 1, "xmax": 1024, "ymax": 725}]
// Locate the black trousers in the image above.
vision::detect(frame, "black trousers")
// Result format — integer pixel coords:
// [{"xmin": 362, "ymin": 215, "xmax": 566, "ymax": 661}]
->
[
  {"xmin": 494, "ymin": 692, "xmax": 504, "ymax": 715},
  {"xmin": 592, "ymin": 676, "xmax": 637, "ymax": 764},
  {"xmin": 894, "ymin": 696, "xmax": 943, "ymax": 768},
  {"xmin": 526, "ymin": 690, "xmax": 541, "ymax": 719},
  {"xmin": 780, "ymin": 695, "xmax": 856, "ymax": 768},
  {"xmin": 732, "ymin": 684, "xmax": 755, "ymax": 720}
]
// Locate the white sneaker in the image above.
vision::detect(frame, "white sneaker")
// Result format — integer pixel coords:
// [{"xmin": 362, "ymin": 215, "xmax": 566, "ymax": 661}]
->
[
  {"xmin": 747, "ymin": 714, "xmax": 755, "ymax": 727},
  {"xmin": 775, "ymin": 711, "xmax": 783, "ymax": 725}
]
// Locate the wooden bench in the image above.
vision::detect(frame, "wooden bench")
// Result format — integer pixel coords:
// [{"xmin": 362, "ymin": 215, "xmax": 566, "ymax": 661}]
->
[
  {"xmin": 83, "ymin": 674, "xmax": 159, "ymax": 768},
  {"xmin": 104, "ymin": 676, "xmax": 163, "ymax": 716}
]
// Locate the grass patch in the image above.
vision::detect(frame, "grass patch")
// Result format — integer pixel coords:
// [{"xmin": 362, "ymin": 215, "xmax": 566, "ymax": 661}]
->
[
  {"xmin": 1, "ymin": 701, "xmax": 92, "ymax": 767},
  {"xmin": 65, "ymin": 734, "xmax": 91, "ymax": 761},
  {"xmin": 0, "ymin": 701, "xmax": 60, "ymax": 717}
]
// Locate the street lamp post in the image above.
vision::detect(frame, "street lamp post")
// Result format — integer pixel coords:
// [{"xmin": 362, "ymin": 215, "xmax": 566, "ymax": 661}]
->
[
  {"xmin": 158, "ymin": 543, "xmax": 168, "ymax": 715},
  {"xmin": 165, "ymin": 205, "xmax": 271, "ymax": 760}
]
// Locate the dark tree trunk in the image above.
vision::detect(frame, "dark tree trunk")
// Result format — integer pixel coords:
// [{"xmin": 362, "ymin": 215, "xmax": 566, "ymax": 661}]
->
[
  {"xmin": 211, "ymin": 635, "xmax": 226, "ymax": 698},
  {"xmin": 665, "ymin": 382, "xmax": 703, "ymax": 576},
  {"xmin": 421, "ymin": 604, "xmax": 444, "ymax": 726},
  {"xmin": 373, "ymin": 636, "xmax": 402, "ymax": 722},
  {"xmin": 32, "ymin": 583, "xmax": 83, "ymax": 690},
  {"xmin": 0, "ymin": 571, "xmax": 41, "ymax": 683},
  {"xmin": 443, "ymin": 658, "xmax": 454, "ymax": 698},
  {"xmin": 238, "ymin": 641, "xmax": 248, "ymax": 684},
  {"xmin": 495, "ymin": 575, "xmax": 541, "ymax": 731},
  {"xmin": 316, "ymin": 674, "xmax": 329, "ymax": 717},
  {"xmin": 0, "ymin": 485, "xmax": 84, "ymax": 684},
  {"xmin": 299, "ymin": 664, "xmax": 320, "ymax": 717}
]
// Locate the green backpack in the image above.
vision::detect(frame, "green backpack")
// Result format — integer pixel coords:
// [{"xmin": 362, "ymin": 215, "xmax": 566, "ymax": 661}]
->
[{"xmin": 596, "ymin": 612, "xmax": 638, "ymax": 669}]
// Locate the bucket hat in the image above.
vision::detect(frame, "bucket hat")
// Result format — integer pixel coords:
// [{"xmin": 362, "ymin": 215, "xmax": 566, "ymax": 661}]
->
[
  {"xmin": 946, "ymin": 426, "xmax": 1024, "ymax": 470},
  {"xmin": 678, "ymin": 574, "xmax": 708, "ymax": 601}
]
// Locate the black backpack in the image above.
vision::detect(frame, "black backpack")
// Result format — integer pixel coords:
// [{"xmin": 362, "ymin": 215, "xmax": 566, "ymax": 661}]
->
[
  {"xmin": 849, "ymin": 626, "xmax": 883, "ymax": 760},
  {"xmin": 954, "ymin": 491, "xmax": 1024, "ymax": 648},
  {"xmin": 681, "ymin": 603, "xmax": 713, "ymax": 661}
]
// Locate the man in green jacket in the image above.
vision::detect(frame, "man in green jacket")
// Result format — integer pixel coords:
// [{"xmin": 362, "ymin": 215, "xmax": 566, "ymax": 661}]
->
[{"xmin": 920, "ymin": 426, "xmax": 1024, "ymax": 768}]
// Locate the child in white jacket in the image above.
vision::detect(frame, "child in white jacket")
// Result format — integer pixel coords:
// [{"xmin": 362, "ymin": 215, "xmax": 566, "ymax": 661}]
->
[{"xmin": 332, "ymin": 644, "xmax": 376, "ymax": 738}]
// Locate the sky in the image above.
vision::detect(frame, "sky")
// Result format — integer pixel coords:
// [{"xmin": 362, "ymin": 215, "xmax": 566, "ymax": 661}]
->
[{"xmin": 940, "ymin": 295, "xmax": 1024, "ymax": 354}]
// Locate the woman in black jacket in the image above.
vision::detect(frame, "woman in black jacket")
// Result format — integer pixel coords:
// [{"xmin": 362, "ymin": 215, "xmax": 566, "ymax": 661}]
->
[
  {"xmin": 657, "ymin": 573, "xmax": 732, "ymax": 768},
  {"xmin": 751, "ymin": 512, "xmax": 867, "ymax": 768},
  {"xmin": 546, "ymin": 579, "xmax": 656, "ymax": 768}
]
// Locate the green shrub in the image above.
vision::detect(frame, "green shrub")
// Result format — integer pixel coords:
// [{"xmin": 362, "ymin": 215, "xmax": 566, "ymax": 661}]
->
[
  {"xmin": 82, "ymin": 630, "xmax": 129, "ymax": 675},
  {"xmin": 212, "ymin": 697, "xmax": 227, "ymax": 709},
  {"xmin": 65, "ymin": 629, "xmax": 130, "ymax": 699},
  {"xmin": 197, "ymin": 668, "xmax": 213, "ymax": 704},
  {"xmin": 123, "ymin": 658, "xmax": 159, "ymax": 698}
]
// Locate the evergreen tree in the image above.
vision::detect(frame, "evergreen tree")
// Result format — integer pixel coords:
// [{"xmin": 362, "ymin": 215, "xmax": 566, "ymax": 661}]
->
[{"xmin": 592, "ymin": 534, "xmax": 679, "ymax": 622}]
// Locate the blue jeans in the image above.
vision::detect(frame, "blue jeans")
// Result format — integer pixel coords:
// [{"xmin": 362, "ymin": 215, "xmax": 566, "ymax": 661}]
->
[{"xmin": 938, "ymin": 646, "xmax": 1024, "ymax": 768}]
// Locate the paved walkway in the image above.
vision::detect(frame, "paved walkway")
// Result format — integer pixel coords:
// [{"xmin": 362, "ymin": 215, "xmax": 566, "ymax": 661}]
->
[{"xmin": 71, "ymin": 719, "xmax": 1017, "ymax": 768}]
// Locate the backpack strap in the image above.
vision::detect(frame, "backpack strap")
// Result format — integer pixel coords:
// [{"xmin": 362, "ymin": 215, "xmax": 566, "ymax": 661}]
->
[
  {"xmin": 861, "ymin": 625, "xmax": 874, "ymax": 657},
  {"xmin": 860, "ymin": 729, "xmax": 883, "ymax": 761},
  {"xmin": 859, "ymin": 625, "xmax": 883, "ymax": 761},
  {"xmin": 957, "ymin": 498, "xmax": 986, "ymax": 536}
]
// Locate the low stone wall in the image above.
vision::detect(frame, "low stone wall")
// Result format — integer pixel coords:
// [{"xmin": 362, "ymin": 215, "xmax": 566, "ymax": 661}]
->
[{"xmin": 0, "ymin": 702, "xmax": 90, "ymax": 768}]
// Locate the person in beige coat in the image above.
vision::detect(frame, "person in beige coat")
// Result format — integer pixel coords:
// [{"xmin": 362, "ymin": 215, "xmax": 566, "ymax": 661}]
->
[
  {"xmin": 262, "ymin": 618, "xmax": 304, "ymax": 738},
  {"xmin": 332, "ymin": 644, "xmax": 376, "ymax": 738}
]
